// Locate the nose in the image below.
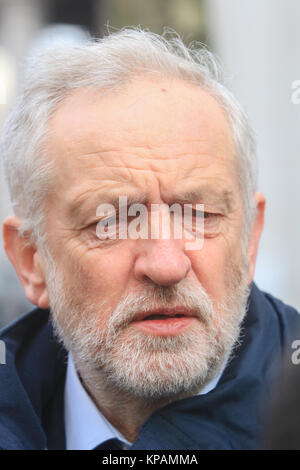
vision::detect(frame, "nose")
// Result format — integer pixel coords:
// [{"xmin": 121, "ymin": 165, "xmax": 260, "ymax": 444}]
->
[{"xmin": 134, "ymin": 238, "xmax": 191, "ymax": 287}]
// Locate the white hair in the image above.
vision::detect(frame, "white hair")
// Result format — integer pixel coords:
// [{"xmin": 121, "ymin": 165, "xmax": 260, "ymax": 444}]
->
[{"xmin": 1, "ymin": 27, "xmax": 258, "ymax": 245}]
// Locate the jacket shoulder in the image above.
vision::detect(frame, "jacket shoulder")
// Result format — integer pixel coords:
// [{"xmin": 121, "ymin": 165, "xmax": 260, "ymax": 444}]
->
[
  {"xmin": 0, "ymin": 307, "xmax": 50, "ymax": 344},
  {"xmin": 256, "ymin": 285, "xmax": 300, "ymax": 348},
  {"xmin": 0, "ymin": 308, "xmax": 67, "ymax": 450}
]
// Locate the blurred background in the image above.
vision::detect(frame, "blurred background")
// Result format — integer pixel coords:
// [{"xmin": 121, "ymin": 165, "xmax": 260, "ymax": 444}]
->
[{"xmin": 0, "ymin": 0, "xmax": 299, "ymax": 327}]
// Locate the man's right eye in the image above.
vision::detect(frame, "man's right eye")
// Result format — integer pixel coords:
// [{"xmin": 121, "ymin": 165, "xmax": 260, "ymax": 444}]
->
[
  {"xmin": 94, "ymin": 214, "xmax": 131, "ymax": 241},
  {"xmin": 97, "ymin": 216, "xmax": 117, "ymax": 229}
]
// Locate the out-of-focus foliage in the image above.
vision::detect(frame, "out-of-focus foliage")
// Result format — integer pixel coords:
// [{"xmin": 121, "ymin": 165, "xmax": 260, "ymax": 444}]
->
[{"xmin": 105, "ymin": 0, "xmax": 206, "ymax": 43}]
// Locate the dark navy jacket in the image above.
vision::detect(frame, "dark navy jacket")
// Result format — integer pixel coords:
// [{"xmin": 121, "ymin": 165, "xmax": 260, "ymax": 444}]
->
[{"xmin": 0, "ymin": 283, "xmax": 299, "ymax": 450}]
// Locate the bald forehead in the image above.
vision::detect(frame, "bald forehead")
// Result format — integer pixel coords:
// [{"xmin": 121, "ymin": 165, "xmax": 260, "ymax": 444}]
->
[{"xmin": 48, "ymin": 77, "xmax": 235, "ymax": 162}]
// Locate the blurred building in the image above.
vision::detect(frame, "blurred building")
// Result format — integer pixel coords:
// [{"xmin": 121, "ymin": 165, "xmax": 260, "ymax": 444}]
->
[{"xmin": 205, "ymin": 0, "xmax": 300, "ymax": 310}]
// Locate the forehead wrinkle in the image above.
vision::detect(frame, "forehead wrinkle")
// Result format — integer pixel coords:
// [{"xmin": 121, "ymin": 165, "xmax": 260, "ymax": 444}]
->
[
  {"xmin": 69, "ymin": 131, "xmax": 235, "ymax": 180},
  {"xmin": 65, "ymin": 157, "xmax": 237, "ymax": 221},
  {"xmin": 50, "ymin": 102, "xmax": 233, "ymax": 170}
]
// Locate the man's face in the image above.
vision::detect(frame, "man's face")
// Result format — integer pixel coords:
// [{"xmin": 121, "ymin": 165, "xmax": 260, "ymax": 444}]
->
[{"xmin": 42, "ymin": 78, "xmax": 250, "ymax": 400}]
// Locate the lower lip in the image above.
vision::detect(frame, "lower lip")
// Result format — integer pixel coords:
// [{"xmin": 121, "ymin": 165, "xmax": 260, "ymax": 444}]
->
[{"xmin": 132, "ymin": 317, "xmax": 196, "ymax": 335}]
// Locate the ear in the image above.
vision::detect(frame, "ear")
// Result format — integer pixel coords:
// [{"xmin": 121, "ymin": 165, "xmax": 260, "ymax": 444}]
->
[
  {"xmin": 2, "ymin": 216, "xmax": 49, "ymax": 309},
  {"xmin": 247, "ymin": 192, "xmax": 266, "ymax": 284}
]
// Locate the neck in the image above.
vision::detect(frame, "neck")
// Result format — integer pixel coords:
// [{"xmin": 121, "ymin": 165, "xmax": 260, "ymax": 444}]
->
[{"xmin": 74, "ymin": 360, "xmax": 202, "ymax": 443}]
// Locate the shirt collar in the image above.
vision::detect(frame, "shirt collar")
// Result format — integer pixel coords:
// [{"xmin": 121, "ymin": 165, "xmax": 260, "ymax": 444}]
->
[
  {"xmin": 64, "ymin": 353, "xmax": 132, "ymax": 450},
  {"xmin": 64, "ymin": 352, "xmax": 227, "ymax": 450}
]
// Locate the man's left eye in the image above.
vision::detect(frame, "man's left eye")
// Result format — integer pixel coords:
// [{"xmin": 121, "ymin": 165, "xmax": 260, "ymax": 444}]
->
[
  {"xmin": 192, "ymin": 210, "xmax": 217, "ymax": 219},
  {"xmin": 191, "ymin": 210, "xmax": 222, "ymax": 236}
]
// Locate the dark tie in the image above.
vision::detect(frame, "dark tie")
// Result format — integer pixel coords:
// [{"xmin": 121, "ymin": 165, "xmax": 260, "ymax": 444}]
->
[{"xmin": 93, "ymin": 438, "xmax": 124, "ymax": 450}]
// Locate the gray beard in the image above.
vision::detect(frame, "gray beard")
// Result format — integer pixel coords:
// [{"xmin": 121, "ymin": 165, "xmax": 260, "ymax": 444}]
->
[{"xmin": 46, "ymin": 250, "xmax": 250, "ymax": 402}]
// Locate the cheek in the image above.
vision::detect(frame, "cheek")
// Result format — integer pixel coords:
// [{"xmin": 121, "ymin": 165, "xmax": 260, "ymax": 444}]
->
[
  {"xmin": 189, "ymin": 238, "xmax": 239, "ymax": 305},
  {"xmin": 64, "ymin": 245, "xmax": 134, "ymax": 307}
]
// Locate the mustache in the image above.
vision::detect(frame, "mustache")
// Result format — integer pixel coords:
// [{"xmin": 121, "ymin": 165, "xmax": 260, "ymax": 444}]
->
[{"xmin": 106, "ymin": 279, "xmax": 215, "ymax": 335}]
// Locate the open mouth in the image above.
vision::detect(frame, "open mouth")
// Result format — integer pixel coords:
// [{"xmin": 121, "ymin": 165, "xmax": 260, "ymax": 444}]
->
[
  {"xmin": 133, "ymin": 306, "xmax": 196, "ymax": 322},
  {"xmin": 131, "ymin": 307, "xmax": 197, "ymax": 335},
  {"xmin": 142, "ymin": 313, "xmax": 186, "ymax": 321}
]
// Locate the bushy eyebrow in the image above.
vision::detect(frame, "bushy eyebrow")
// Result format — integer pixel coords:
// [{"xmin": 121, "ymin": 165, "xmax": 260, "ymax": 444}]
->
[
  {"xmin": 171, "ymin": 187, "xmax": 235, "ymax": 212},
  {"xmin": 69, "ymin": 193, "xmax": 148, "ymax": 222},
  {"xmin": 69, "ymin": 185, "xmax": 235, "ymax": 222}
]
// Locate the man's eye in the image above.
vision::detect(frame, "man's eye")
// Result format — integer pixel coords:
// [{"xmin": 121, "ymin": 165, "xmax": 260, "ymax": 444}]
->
[
  {"xmin": 192, "ymin": 209, "xmax": 218, "ymax": 219},
  {"xmin": 99, "ymin": 216, "xmax": 117, "ymax": 228},
  {"xmin": 201, "ymin": 211, "xmax": 212, "ymax": 218},
  {"xmin": 191, "ymin": 210, "xmax": 222, "ymax": 236}
]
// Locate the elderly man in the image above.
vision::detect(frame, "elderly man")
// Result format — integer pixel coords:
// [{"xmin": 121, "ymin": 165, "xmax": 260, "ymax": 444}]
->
[{"xmin": 0, "ymin": 28, "xmax": 299, "ymax": 450}]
